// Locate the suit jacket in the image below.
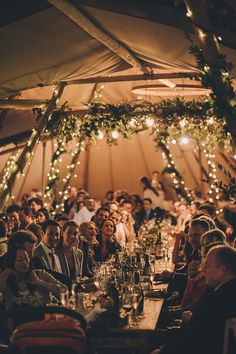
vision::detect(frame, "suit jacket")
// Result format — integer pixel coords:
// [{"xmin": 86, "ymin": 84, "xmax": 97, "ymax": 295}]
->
[
  {"xmin": 141, "ymin": 208, "xmax": 156, "ymax": 223},
  {"xmin": 22, "ymin": 222, "xmax": 42, "ymax": 243},
  {"xmin": 55, "ymin": 247, "xmax": 83, "ymax": 280},
  {"xmin": 160, "ymin": 278, "xmax": 236, "ymax": 354},
  {"xmin": 34, "ymin": 243, "xmax": 55, "ymax": 270}
]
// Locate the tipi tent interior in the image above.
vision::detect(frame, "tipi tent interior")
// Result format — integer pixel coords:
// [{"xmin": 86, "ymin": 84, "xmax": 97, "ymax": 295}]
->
[{"xmin": 0, "ymin": 0, "xmax": 236, "ymax": 206}]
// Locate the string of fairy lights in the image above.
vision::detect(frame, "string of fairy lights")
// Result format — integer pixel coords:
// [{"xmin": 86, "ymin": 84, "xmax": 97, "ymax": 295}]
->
[
  {"xmin": 44, "ymin": 140, "xmax": 66, "ymax": 202},
  {"xmin": 202, "ymin": 146, "xmax": 222, "ymax": 213},
  {"xmin": 0, "ymin": 151, "xmax": 21, "ymax": 199},
  {"xmin": 160, "ymin": 142, "xmax": 192, "ymax": 203}
]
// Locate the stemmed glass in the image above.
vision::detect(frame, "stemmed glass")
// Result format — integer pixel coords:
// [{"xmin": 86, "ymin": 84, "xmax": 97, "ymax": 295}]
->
[
  {"xmin": 130, "ymin": 284, "xmax": 143, "ymax": 325},
  {"xmin": 121, "ymin": 284, "xmax": 133, "ymax": 327}
]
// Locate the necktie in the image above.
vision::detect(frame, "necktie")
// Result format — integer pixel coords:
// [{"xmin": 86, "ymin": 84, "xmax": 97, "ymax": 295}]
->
[{"xmin": 48, "ymin": 252, "xmax": 58, "ymax": 272}]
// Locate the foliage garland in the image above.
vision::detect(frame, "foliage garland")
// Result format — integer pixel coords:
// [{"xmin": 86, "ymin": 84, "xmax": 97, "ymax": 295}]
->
[{"xmin": 52, "ymin": 97, "xmax": 228, "ymax": 149}]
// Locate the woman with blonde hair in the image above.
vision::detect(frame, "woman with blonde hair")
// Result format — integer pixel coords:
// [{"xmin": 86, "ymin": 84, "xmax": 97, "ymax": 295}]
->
[{"xmin": 79, "ymin": 221, "xmax": 98, "ymax": 277}]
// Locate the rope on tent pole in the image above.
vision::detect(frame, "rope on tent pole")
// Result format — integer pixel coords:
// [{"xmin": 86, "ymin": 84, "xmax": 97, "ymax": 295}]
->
[
  {"xmin": 47, "ymin": 0, "xmax": 152, "ymax": 75},
  {"xmin": 0, "ymin": 83, "xmax": 65, "ymax": 210}
]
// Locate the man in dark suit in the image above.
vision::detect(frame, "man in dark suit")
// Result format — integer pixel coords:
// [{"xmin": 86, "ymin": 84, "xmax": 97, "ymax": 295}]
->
[
  {"xmin": 18, "ymin": 206, "xmax": 42, "ymax": 243},
  {"xmin": 141, "ymin": 198, "xmax": 155, "ymax": 224},
  {"xmin": 156, "ymin": 245, "xmax": 236, "ymax": 354}
]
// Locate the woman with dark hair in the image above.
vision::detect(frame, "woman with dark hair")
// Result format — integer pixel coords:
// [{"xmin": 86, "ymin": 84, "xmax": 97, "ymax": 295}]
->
[
  {"xmin": 0, "ymin": 246, "xmax": 65, "ymax": 311},
  {"xmin": 56, "ymin": 221, "xmax": 83, "ymax": 280},
  {"xmin": 140, "ymin": 176, "xmax": 165, "ymax": 209},
  {"xmin": 94, "ymin": 218, "xmax": 121, "ymax": 262},
  {"xmin": 36, "ymin": 208, "xmax": 50, "ymax": 225}
]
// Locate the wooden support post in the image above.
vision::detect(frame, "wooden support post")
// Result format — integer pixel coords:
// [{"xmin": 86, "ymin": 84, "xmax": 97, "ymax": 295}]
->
[
  {"xmin": 0, "ymin": 83, "xmax": 65, "ymax": 210},
  {"xmin": 158, "ymin": 142, "xmax": 191, "ymax": 202},
  {"xmin": 57, "ymin": 147, "xmax": 82, "ymax": 209},
  {"xmin": 41, "ymin": 141, "xmax": 47, "ymax": 201},
  {"xmin": 0, "ymin": 99, "xmax": 49, "ymax": 109}
]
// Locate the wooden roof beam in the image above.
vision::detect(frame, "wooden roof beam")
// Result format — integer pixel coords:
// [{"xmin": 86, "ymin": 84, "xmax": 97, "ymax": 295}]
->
[
  {"xmin": 47, "ymin": 0, "xmax": 152, "ymax": 74},
  {"xmin": 0, "ymin": 99, "xmax": 49, "ymax": 109}
]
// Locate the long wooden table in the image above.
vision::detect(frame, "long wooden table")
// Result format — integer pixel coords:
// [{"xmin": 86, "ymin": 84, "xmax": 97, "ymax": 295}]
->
[{"xmin": 90, "ymin": 283, "xmax": 168, "ymax": 354}]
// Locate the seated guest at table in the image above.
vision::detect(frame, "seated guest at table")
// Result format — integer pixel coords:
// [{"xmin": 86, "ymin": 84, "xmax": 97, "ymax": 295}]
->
[
  {"xmin": 155, "ymin": 245, "xmax": 236, "ymax": 354},
  {"xmin": 198, "ymin": 203, "xmax": 233, "ymax": 236},
  {"xmin": 18, "ymin": 207, "xmax": 43, "ymax": 243},
  {"xmin": 6, "ymin": 205, "xmax": 20, "ymax": 234},
  {"xmin": 132, "ymin": 199, "xmax": 144, "ymax": 233},
  {"xmin": 92, "ymin": 207, "xmax": 110, "ymax": 232},
  {"xmin": 56, "ymin": 221, "xmax": 83, "ymax": 281},
  {"xmin": 79, "ymin": 221, "xmax": 98, "ymax": 277},
  {"xmin": 110, "ymin": 210, "xmax": 127, "ymax": 248},
  {"xmin": 28, "ymin": 197, "xmax": 43, "ymax": 216},
  {"xmin": 119, "ymin": 207, "xmax": 135, "ymax": 244},
  {"xmin": 0, "ymin": 246, "xmax": 66, "ymax": 312},
  {"xmin": 34, "ymin": 219, "xmax": 62, "ymax": 273},
  {"xmin": 141, "ymin": 198, "xmax": 156, "ymax": 224},
  {"xmin": 36, "ymin": 208, "xmax": 50, "ymax": 225},
  {"xmin": 180, "ymin": 230, "xmax": 227, "ymax": 312},
  {"xmin": 175, "ymin": 203, "xmax": 191, "ymax": 233},
  {"xmin": 73, "ymin": 198, "xmax": 96, "ymax": 225},
  {"xmin": 0, "ymin": 220, "xmax": 8, "ymax": 257},
  {"xmin": 163, "ymin": 219, "xmax": 210, "ymax": 297},
  {"xmin": 94, "ymin": 218, "xmax": 121, "ymax": 262},
  {"xmin": 0, "ymin": 230, "xmax": 71, "ymax": 290}
]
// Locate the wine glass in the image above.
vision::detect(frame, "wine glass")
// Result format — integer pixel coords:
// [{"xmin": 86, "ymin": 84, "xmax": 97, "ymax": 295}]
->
[{"xmin": 131, "ymin": 285, "xmax": 142, "ymax": 325}]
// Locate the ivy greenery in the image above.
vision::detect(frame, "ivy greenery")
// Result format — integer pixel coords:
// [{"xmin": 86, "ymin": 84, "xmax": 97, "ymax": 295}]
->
[{"xmin": 52, "ymin": 97, "xmax": 228, "ymax": 149}]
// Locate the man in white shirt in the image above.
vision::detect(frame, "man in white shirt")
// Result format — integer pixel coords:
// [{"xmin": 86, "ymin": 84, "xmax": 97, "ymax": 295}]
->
[{"xmin": 73, "ymin": 198, "xmax": 96, "ymax": 224}]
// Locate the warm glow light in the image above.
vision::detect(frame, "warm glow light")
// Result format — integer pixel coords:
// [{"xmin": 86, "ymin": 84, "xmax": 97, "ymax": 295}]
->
[
  {"xmin": 98, "ymin": 131, "xmax": 104, "ymax": 140},
  {"xmin": 112, "ymin": 131, "xmax": 119, "ymax": 139},
  {"xmin": 179, "ymin": 136, "xmax": 189, "ymax": 145},
  {"xmin": 146, "ymin": 117, "xmax": 154, "ymax": 127}
]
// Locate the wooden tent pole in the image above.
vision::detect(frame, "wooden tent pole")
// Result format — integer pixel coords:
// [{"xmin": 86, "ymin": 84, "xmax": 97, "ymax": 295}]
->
[
  {"xmin": 41, "ymin": 142, "xmax": 47, "ymax": 201},
  {"xmin": 65, "ymin": 72, "xmax": 197, "ymax": 85},
  {"xmin": 0, "ymin": 83, "xmax": 65, "ymax": 210},
  {"xmin": 83, "ymin": 142, "xmax": 91, "ymax": 192},
  {"xmin": 16, "ymin": 144, "xmax": 38, "ymax": 202},
  {"xmin": 219, "ymin": 152, "xmax": 236, "ymax": 174},
  {"xmin": 47, "ymin": 0, "xmax": 151, "ymax": 74},
  {"xmin": 0, "ymin": 99, "xmax": 49, "ymax": 109},
  {"xmin": 57, "ymin": 148, "xmax": 82, "ymax": 208}
]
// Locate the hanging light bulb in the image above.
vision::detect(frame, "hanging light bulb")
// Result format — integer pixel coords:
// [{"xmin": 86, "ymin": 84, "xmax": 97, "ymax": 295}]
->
[
  {"xmin": 146, "ymin": 117, "xmax": 154, "ymax": 127},
  {"xmin": 98, "ymin": 131, "xmax": 104, "ymax": 140},
  {"xmin": 179, "ymin": 136, "xmax": 189, "ymax": 145},
  {"xmin": 112, "ymin": 131, "xmax": 119, "ymax": 139}
]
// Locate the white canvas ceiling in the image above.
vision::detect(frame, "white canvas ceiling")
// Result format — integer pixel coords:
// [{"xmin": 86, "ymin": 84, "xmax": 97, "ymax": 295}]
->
[{"xmin": 0, "ymin": 0, "xmax": 235, "ymax": 202}]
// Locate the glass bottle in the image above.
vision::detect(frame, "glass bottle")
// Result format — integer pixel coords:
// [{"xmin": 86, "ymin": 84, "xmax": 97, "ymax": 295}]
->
[{"xmin": 143, "ymin": 254, "xmax": 151, "ymax": 275}]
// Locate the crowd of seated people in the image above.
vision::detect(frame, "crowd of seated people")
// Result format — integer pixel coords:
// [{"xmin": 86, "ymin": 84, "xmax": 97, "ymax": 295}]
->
[{"xmin": 0, "ymin": 179, "xmax": 235, "ymax": 353}]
